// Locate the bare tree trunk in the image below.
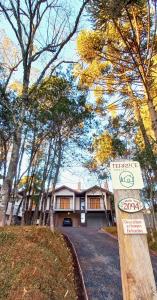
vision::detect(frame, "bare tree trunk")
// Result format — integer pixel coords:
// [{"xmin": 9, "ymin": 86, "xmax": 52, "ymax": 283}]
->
[
  {"xmin": 49, "ymin": 136, "xmax": 62, "ymax": 231},
  {"xmin": 50, "ymin": 200, "xmax": 55, "ymax": 232},
  {"xmin": 145, "ymin": 90, "xmax": 157, "ymax": 141},
  {"xmin": 113, "ymin": 16, "xmax": 157, "ymax": 141},
  {"xmin": 39, "ymin": 194, "xmax": 44, "ymax": 225},
  {"xmin": 37, "ymin": 138, "xmax": 58, "ymax": 227},
  {"xmin": 14, "ymin": 198, "xmax": 23, "ymax": 225},
  {"xmin": 7, "ymin": 200, "xmax": 14, "ymax": 226},
  {"xmin": 134, "ymin": 100, "xmax": 157, "ymax": 175},
  {"xmin": 0, "ymin": 130, "xmax": 21, "ymax": 226},
  {"xmin": 145, "ymin": 172, "xmax": 157, "ymax": 232},
  {"xmin": 151, "ymin": 205, "xmax": 157, "ymax": 231},
  {"xmin": 20, "ymin": 196, "xmax": 26, "ymax": 226},
  {"xmin": 3, "ymin": 141, "xmax": 8, "ymax": 180},
  {"xmin": 42, "ymin": 198, "xmax": 47, "ymax": 226},
  {"xmin": 33, "ymin": 139, "xmax": 54, "ymax": 225},
  {"xmin": 99, "ymin": 184, "xmax": 110, "ymax": 227},
  {"xmin": 32, "ymin": 202, "xmax": 39, "ymax": 225},
  {"xmin": 50, "ymin": 189, "xmax": 55, "ymax": 232},
  {"xmin": 0, "ymin": 0, "xmax": 88, "ymax": 227},
  {"xmin": 150, "ymin": 193, "xmax": 157, "ymax": 231},
  {"xmin": 145, "ymin": 213, "xmax": 155, "ymax": 243},
  {"xmin": 127, "ymin": 83, "xmax": 157, "ymax": 178},
  {"xmin": 20, "ymin": 128, "xmax": 38, "ymax": 225},
  {"xmin": 17, "ymin": 128, "xmax": 28, "ymax": 182}
]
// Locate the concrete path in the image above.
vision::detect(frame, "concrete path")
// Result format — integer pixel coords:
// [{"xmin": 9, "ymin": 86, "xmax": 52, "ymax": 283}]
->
[{"xmin": 61, "ymin": 228, "xmax": 157, "ymax": 300}]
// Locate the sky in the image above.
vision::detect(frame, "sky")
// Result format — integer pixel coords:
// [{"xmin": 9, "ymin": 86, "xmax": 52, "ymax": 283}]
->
[
  {"xmin": 0, "ymin": 0, "xmax": 90, "ymax": 83},
  {"xmin": 0, "ymin": 0, "xmax": 111, "ymax": 191}
]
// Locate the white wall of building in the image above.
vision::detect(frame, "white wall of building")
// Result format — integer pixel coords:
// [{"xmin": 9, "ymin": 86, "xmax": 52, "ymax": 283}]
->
[
  {"xmin": 75, "ymin": 197, "xmax": 80, "ymax": 210},
  {"xmin": 55, "ymin": 189, "xmax": 74, "ymax": 196}
]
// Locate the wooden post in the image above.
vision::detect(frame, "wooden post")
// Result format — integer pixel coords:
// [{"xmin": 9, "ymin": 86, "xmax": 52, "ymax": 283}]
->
[{"xmin": 110, "ymin": 161, "xmax": 157, "ymax": 300}]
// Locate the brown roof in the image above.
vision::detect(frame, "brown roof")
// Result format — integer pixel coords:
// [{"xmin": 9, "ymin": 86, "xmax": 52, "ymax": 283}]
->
[
  {"xmin": 82, "ymin": 185, "xmax": 112, "ymax": 195},
  {"xmin": 49, "ymin": 184, "xmax": 112, "ymax": 196},
  {"xmin": 53, "ymin": 185, "xmax": 77, "ymax": 193}
]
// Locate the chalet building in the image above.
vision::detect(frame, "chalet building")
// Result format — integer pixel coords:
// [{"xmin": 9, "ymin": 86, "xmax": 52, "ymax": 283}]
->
[
  {"xmin": 5, "ymin": 184, "xmax": 114, "ymax": 228},
  {"xmin": 49, "ymin": 185, "xmax": 113, "ymax": 228}
]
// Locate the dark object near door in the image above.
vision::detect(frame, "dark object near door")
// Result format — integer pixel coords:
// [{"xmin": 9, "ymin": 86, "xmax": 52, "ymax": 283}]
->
[{"xmin": 63, "ymin": 218, "xmax": 72, "ymax": 226}]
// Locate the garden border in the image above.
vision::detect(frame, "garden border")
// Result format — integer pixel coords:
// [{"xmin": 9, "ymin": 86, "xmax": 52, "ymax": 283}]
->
[{"xmin": 63, "ymin": 233, "xmax": 89, "ymax": 300}]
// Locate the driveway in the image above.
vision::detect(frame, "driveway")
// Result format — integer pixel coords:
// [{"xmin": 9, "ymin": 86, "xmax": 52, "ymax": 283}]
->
[{"xmin": 61, "ymin": 228, "xmax": 157, "ymax": 300}]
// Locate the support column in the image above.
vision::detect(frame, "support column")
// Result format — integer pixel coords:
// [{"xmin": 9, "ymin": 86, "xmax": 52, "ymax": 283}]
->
[
  {"xmin": 73, "ymin": 193, "xmax": 75, "ymax": 212},
  {"xmin": 53, "ymin": 195, "xmax": 56, "ymax": 211}
]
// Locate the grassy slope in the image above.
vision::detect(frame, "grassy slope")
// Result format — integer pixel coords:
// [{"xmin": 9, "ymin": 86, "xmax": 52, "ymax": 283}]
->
[
  {"xmin": 0, "ymin": 226, "xmax": 77, "ymax": 300},
  {"xmin": 103, "ymin": 226, "xmax": 157, "ymax": 252}
]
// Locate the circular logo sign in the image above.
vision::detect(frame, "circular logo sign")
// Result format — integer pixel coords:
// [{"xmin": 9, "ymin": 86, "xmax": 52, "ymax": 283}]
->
[
  {"xmin": 118, "ymin": 198, "xmax": 144, "ymax": 213},
  {"xmin": 119, "ymin": 171, "xmax": 134, "ymax": 188}
]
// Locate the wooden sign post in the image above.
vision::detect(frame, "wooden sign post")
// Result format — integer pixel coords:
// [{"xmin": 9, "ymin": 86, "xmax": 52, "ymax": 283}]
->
[{"xmin": 110, "ymin": 161, "xmax": 157, "ymax": 300}]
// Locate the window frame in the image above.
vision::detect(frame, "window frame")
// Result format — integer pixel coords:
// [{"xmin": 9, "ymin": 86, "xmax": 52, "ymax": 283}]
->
[
  {"xmin": 60, "ymin": 197, "xmax": 70, "ymax": 209},
  {"xmin": 89, "ymin": 197, "xmax": 101, "ymax": 209}
]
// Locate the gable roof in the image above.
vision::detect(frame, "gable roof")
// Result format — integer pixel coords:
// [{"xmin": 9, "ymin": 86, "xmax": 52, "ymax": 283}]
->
[
  {"xmin": 49, "ymin": 184, "xmax": 112, "ymax": 196},
  {"xmin": 83, "ymin": 185, "xmax": 112, "ymax": 195},
  {"xmin": 53, "ymin": 185, "xmax": 77, "ymax": 194}
]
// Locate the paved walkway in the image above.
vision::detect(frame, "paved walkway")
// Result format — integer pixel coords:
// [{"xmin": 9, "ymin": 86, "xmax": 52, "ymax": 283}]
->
[{"xmin": 61, "ymin": 228, "xmax": 157, "ymax": 300}]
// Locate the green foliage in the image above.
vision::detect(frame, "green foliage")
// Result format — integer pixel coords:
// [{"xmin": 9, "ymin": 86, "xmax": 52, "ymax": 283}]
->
[
  {"xmin": 134, "ymin": 146, "xmax": 157, "ymax": 171},
  {"xmin": 75, "ymin": 0, "xmax": 157, "ymax": 191},
  {"xmin": 30, "ymin": 75, "xmax": 90, "ymax": 134},
  {"xmin": 77, "ymin": 30, "xmax": 104, "ymax": 62},
  {"xmin": 112, "ymin": 137, "xmax": 126, "ymax": 157},
  {"xmin": 89, "ymin": 0, "xmax": 145, "ymax": 23}
]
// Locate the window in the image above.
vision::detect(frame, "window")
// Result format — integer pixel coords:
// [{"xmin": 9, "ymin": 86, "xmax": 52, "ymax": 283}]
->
[
  {"xmin": 89, "ymin": 198, "xmax": 100, "ymax": 209},
  {"xmin": 60, "ymin": 198, "xmax": 70, "ymax": 209},
  {"xmin": 80, "ymin": 198, "xmax": 85, "ymax": 211}
]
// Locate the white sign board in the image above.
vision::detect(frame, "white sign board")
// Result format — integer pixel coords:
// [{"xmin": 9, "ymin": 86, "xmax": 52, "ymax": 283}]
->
[
  {"xmin": 81, "ymin": 213, "xmax": 86, "ymax": 223},
  {"xmin": 110, "ymin": 161, "xmax": 144, "ymax": 189},
  {"xmin": 118, "ymin": 198, "xmax": 144, "ymax": 213},
  {"xmin": 122, "ymin": 219, "xmax": 147, "ymax": 234}
]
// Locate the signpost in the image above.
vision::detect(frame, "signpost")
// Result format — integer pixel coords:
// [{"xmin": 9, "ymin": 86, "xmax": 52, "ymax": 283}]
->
[
  {"xmin": 110, "ymin": 160, "xmax": 157, "ymax": 300},
  {"xmin": 110, "ymin": 161, "xmax": 144, "ymax": 190}
]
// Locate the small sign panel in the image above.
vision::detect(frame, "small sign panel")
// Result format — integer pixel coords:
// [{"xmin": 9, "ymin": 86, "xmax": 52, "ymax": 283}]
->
[
  {"xmin": 122, "ymin": 219, "xmax": 147, "ymax": 234},
  {"xmin": 110, "ymin": 161, "xmax": 144, "ymax": 190},
  {"xmin": 81, "ymin": 213, "xmax": 86, "ymax": 223},
  {"xmin": 118, "ymin": 198, "xmax": 144, "ymax": 213}
]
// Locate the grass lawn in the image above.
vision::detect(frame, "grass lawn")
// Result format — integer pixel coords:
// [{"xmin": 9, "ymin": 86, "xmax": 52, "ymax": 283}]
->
[
  {"xmin": 0, "ymin": 226, "xmax": 78, "ymax": 300},
  {"xmin": 103, "ymin": 226, "xmax": 157, "ymax": 252}
]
